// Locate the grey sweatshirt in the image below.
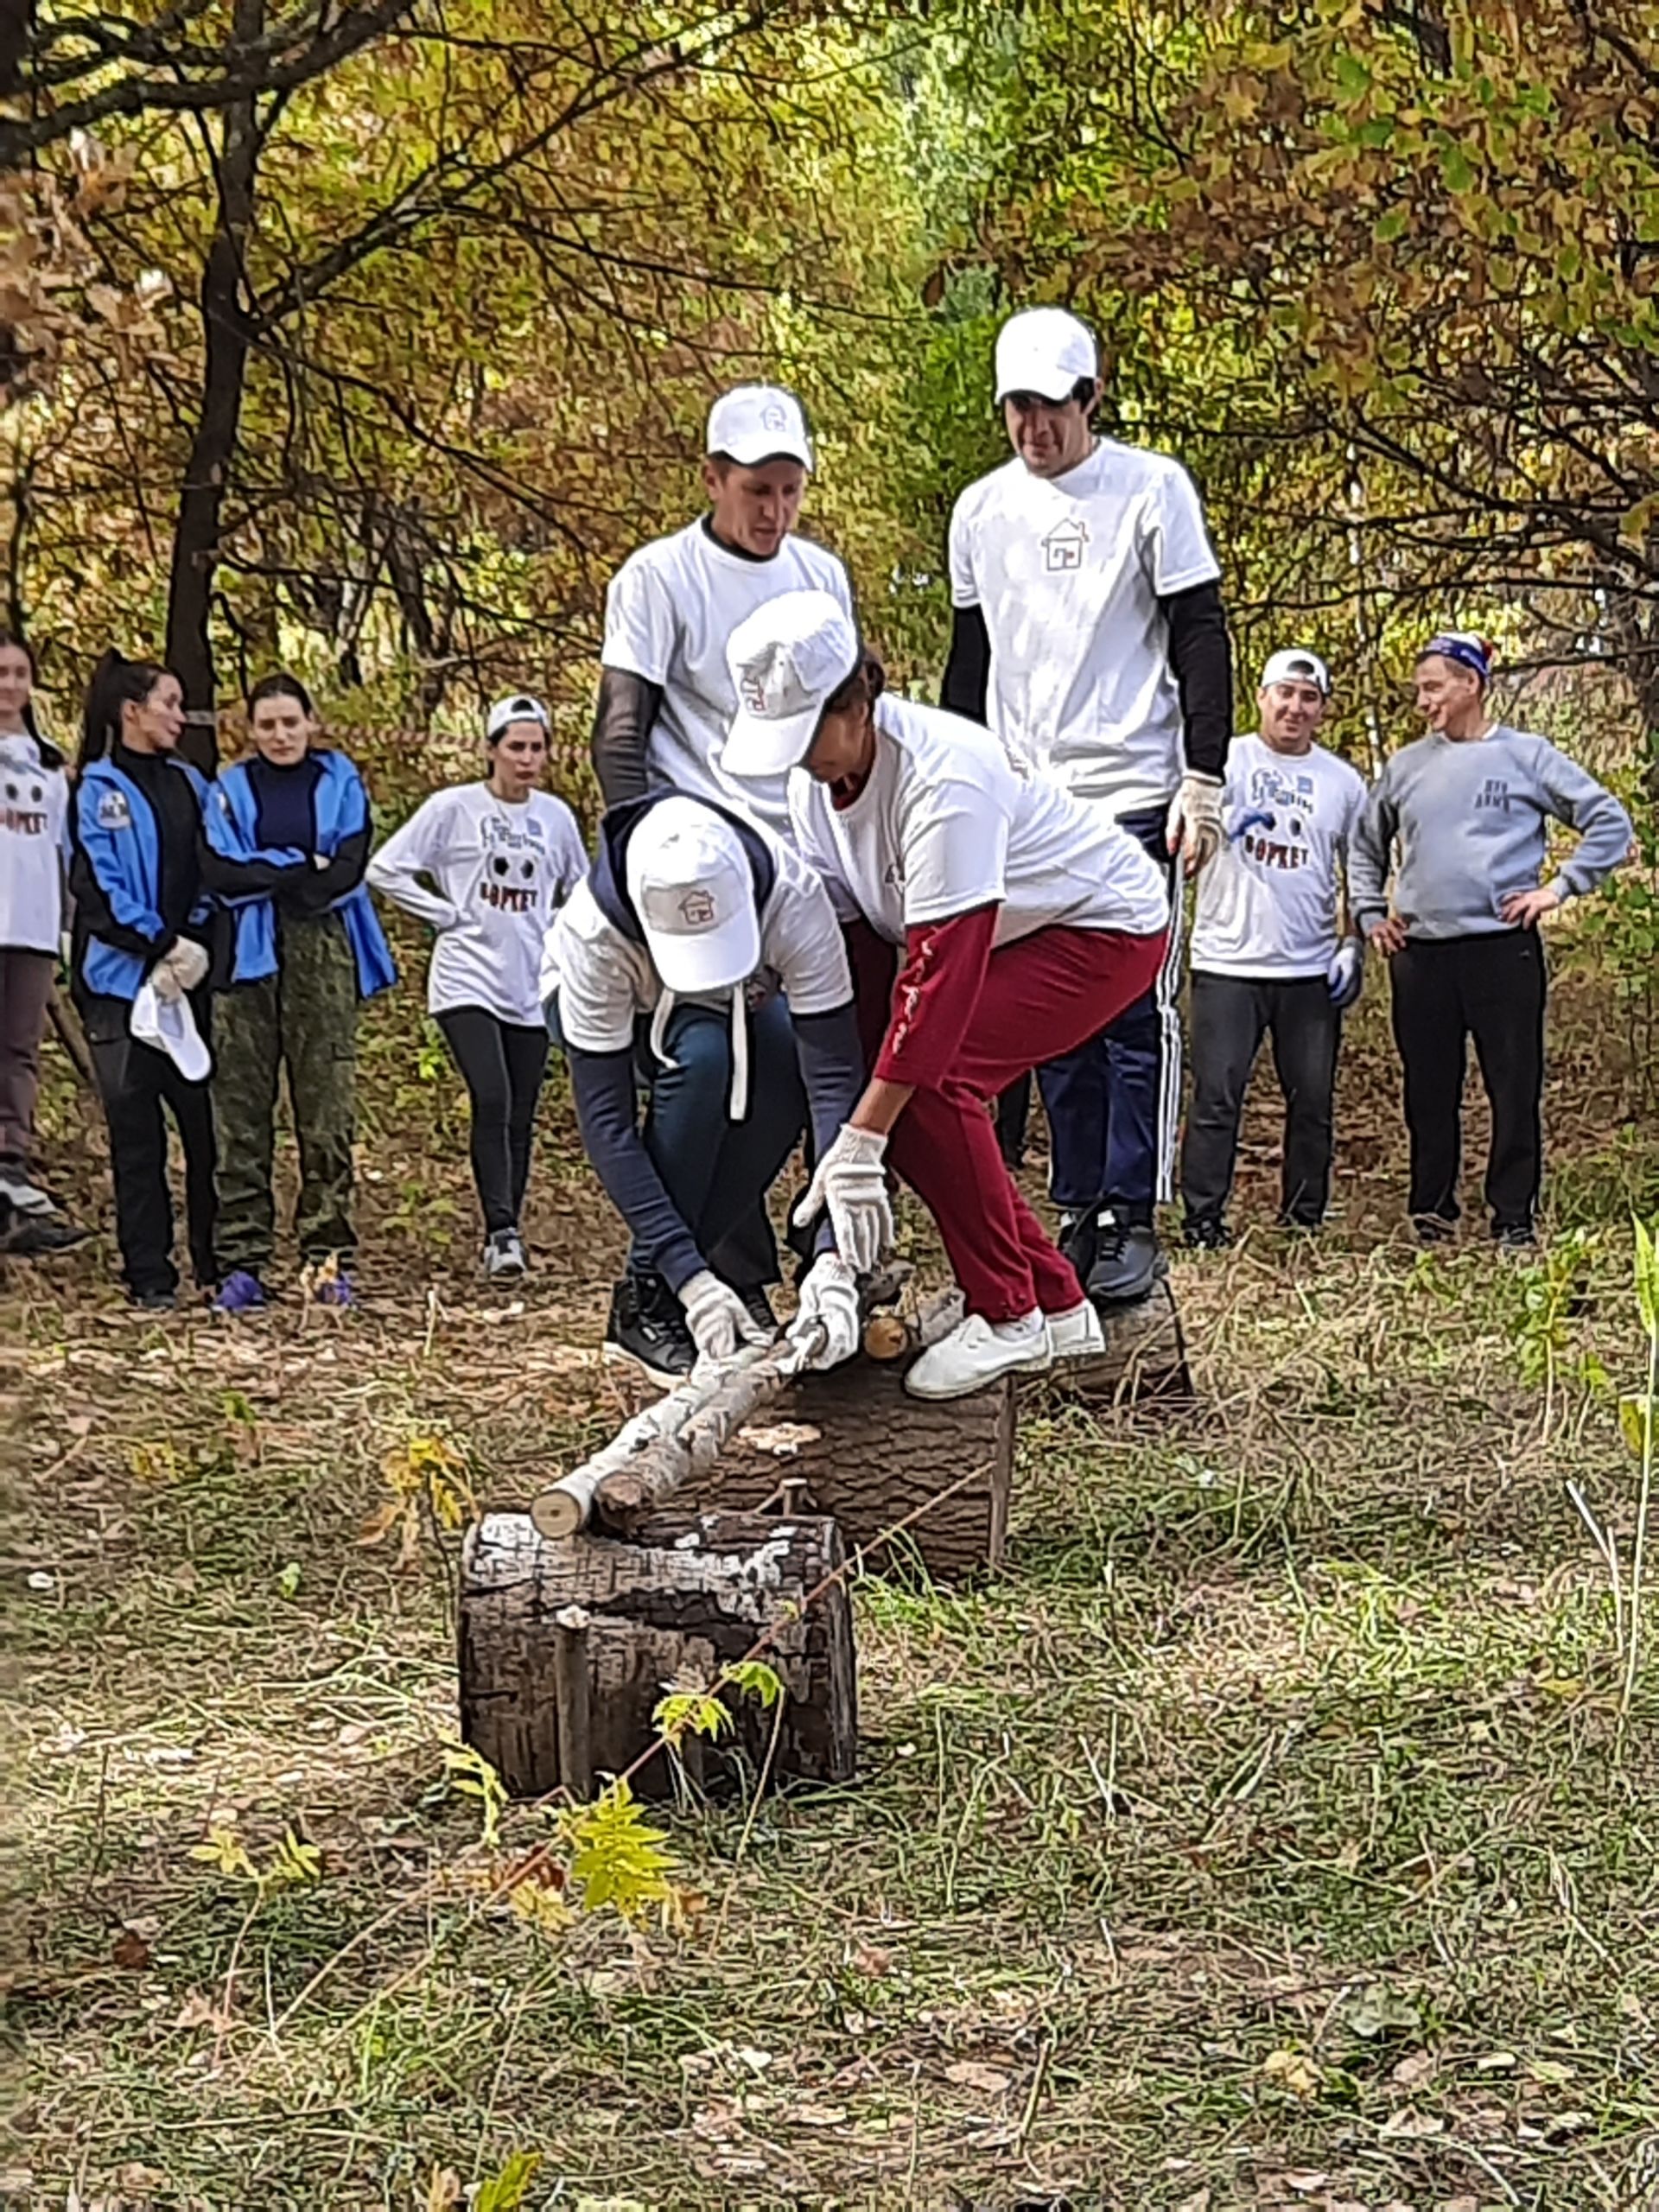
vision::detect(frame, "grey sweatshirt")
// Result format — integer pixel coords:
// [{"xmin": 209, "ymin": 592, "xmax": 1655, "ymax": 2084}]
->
[{"xmin": 1349, "ymin": 725, "xmax": 1633, "ymax": 941}]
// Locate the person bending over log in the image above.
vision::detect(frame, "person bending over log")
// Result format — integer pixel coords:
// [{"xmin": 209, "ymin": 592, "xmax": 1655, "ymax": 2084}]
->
[
  {"xmin": 200, "ymin": 674, "xmax": 397, "ymax": 1313},
  {"xmin": 721, "ymin": 590, "xmax": 1172, "ymax": 1402},
  {"xmin": 368, "ymin": 694, "xmax": 587, "ymax": 1279},
  {"xmin": 542, "ymin": 790, "xmax": 870, "ymax": 1386}
]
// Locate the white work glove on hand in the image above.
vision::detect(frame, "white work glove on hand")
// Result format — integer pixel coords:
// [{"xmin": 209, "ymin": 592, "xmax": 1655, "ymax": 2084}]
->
[
  {"xmin": 678, "ymin": 1269, "xmax": 771, "ymax": 1368},
  {"xmin": 1326, "ymin": 938, "xmax": 1364, "ymax": 1009},
  {"xmin": 788, "ymin": 1253, "xmax": 861, "ymax": 1374},
  {"xmin": 790, "ymin": 1124, "xmax": 893, "ymax": 1278},
  {"xmin": 150, "ymin": 937, "xmax": 210, "ymax": 1002},
  {"xmin": 1165, "ymin": 772, "xmax": 1225, "ymax": 874}
]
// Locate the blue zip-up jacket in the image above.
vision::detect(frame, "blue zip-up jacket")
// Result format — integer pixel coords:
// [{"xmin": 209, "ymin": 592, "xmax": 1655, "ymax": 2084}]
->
[
  {"xmin": 73, "ymin": 753, "xmax": 213, "ymax": 1001},
  {"xmin": 206, "ymin": 751, "xmax": 397, "ymax": 999}
]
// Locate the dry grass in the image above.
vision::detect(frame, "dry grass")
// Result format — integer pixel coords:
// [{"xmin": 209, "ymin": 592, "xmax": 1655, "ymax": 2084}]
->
[{"xmin": 3, "ymin": 968, "xmax": 1657, "ymax": 2212}]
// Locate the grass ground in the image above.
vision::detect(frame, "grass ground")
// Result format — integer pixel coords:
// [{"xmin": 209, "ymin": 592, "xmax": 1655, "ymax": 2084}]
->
[{"xmin": 4, "ymin": 969, "xmax": 1657, "ymax": 2212}]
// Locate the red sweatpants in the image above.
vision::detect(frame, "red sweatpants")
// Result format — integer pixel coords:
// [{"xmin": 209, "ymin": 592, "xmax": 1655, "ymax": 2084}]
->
[{"xmin": 852, "ymin": 924, "xmax": 1167, "ymax": 1322}]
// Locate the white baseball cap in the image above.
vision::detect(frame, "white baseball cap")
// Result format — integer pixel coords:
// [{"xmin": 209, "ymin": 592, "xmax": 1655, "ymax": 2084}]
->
[
  {"xmin": 486, "ymin": 692, "xmax": 550, "ymax": 741},
  {"xmin": 994, "ymin": 306, "xmax": 1099, "ymax": 403},
  {"xmin": 705, "ymin": 384, "xmax": 813, "ymax": 469},
  {"xmin": 1261, "ymin": 648, "xmax": 1332, "ymax": 696},
  {"xmin": 625, "ymin": 796, "xmax": 760, "ymax": 996},
  {"xmin": 722, "ymin": 590, "xmax": 861, "ymax": 780}
]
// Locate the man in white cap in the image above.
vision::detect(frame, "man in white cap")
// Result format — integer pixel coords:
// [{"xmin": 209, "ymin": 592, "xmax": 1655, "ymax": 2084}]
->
[
  {"xmin": 721, "ymin": 588, "xmax": 1171, "ymax": 1401},
  {"xmin": 1179, "ymin": 649, "xmax": 1369, "ymax": 1246},
  {"xmin": 944, "ymin": 305, "xmax": 1234, "ymax": 1307},
  {"xmin": 590, "ymin": 383, "xmax": 856, "ymax": 843},
  {"xmin": 543, "ymin": 787, "xmax": 874, "ymax": 1382}
]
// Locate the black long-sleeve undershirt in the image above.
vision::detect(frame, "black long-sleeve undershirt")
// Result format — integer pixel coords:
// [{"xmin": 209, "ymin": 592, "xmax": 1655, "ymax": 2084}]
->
[{"xmin": 590, "ymin": 671, "xmax": 664, "ymax": 810}]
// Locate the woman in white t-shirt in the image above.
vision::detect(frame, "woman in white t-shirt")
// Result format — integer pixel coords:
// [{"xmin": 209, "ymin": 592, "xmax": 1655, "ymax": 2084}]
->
[
  {"xmin": 0, "ymin": 632, "xmax": 87, "ymax": 1251},
  {"xmin": 367, "ymin": 694, "xmax": 588, "ymax": 1275},
  {"xmin": 723, "ymin": 591, "xmax": 1172, "ymax": 1400}
]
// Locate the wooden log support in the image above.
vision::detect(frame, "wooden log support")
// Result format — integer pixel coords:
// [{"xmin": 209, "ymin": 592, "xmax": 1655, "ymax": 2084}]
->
[
  {"xmin": 458, "ymin": 1508, "xmax": 856, "ymax": 1801},
  {"xmin": 1030, "ymin": 1277, "xmax": 1191, "ymax": 1408}
]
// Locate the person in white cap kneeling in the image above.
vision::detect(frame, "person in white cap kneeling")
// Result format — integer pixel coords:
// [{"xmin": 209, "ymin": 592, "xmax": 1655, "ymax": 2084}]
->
[
  {"xmin": 543, "ymin": 790, "xmax": 872, "ymax": 1384},
  {"xmin": 368, "ymin": 693, "xmax": 587, "ymax": 1276},
  {"xmin": 723, "ymin": 590, "xmax": 1172, "ymax": 1402},
  {"xmin": 944, "ymin": 305, "xmax": 1234, "ymax": 1308},
  {"xmin": 1179, "ymin": 649, "xmax": 1369, "ymax": 1247}
]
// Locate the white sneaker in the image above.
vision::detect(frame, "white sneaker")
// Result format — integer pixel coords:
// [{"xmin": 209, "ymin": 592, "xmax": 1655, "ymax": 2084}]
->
[
  {"xmin": 1046, "ymin": 1300, "xmax": 1104, "ymax": 1360},
  {"xmin": 483, "ymin": 1228, "xmax": 527, "ymax": 1278},
  {"xmin": 905, "ymin": 1310, "xmax": 1052, "ymax": 1401}
]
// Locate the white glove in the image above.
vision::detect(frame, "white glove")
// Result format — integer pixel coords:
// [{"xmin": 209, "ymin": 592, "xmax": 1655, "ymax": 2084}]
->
[
  {"xmin": 1326, "ymin": 938, "xmax": 1364, "ymax": 1009},
  {"xmin": 1165, "ymin": 772, "xmax": 1224, "ymax": 874},
  {"xmin": 790, "ymin": 1124, "xmax": 893, "ymax": 1277},
  {"xmin": 677, "ymin": 1269, "xmax": 771, "ymax": 1367},
  {"xmin": 788, "ymin": 1254, "xmax": 860, "ymax": 1373},
  {"xmin": 152, "ymin": 937, "xmax": 209, "ymax": 1002}
]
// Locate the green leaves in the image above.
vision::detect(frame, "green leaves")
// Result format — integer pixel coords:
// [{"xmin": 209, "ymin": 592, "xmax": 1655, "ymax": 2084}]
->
[{"xmin": 1635, "ymin": 1215, "xmax": 1658, "ymax": 1341}]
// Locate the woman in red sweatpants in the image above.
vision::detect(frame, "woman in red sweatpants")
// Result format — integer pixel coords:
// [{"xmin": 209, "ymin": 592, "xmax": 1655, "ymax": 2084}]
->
[{"xmin": 721, "ymin": 588, "xmax": 1169, "ymax": 1399}]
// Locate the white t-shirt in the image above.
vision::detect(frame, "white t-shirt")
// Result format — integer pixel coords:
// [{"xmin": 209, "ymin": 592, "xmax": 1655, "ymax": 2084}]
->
[
  {"xmin": 948, "ymin": 438, "xmax": 1221, "ymax": 818},
  {"xmin": 1190, "ymin": 734, "xmax": 1368, "ymax": 979},
  {"xmin": 601, "ymin": 519, "xmax": 855, "ymax": 841},
  {"xmin": 788, "ymin": 696, "xmax": 1169, "ymax": 949},
  {"xmin": 366, "ymin": 784, "xmax": 588, "ymax": 1025},
  {"xmin": 0, "ymin": 730, "xmax": 70, "ymax": 954},
  {"xmin": 545, "ymin": 821, "xmax": 851, "ymax": 1052}
]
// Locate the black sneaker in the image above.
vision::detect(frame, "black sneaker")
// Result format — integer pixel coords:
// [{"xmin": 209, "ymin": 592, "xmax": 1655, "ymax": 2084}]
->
[
  {"xmin": 604, "ymin": 1274, "xmax": 696, "ymax": 1387},
  {"xmin": 1412, "ymin": 1211, "xmax": 1458, "ymax": 1246},
  {"xmin": 1086, "ymin": 1215, "xmax": 1165, "ymax": 1306},
  {"xmin": 1493, "ymin": 1219, "xmax": 1537, "ymax": 1253},
  {"xmin": 1183, "ymin": 1215, "xmax": 1232, "ymax": 1252},
  {"xmin": 130, "ymin": 1286, "xmax": 178, "ymax": 1313},
  {"xmin": 1058, "ymin": 1209, "xmax": 1098, "ymax": 1287},
  {"xmin": 738, "ymin": 1285, "xmax": 778, "ymax": 1338},
  {"xmin": 5, "ymin": 1212, "xmax": 92, "ymax": 1255}
]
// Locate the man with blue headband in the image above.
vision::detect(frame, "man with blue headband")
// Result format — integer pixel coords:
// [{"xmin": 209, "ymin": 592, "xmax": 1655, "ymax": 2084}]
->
[{"xmin": 1350, "ymin": 631, "xmax": 1633, "ymax": 1247}]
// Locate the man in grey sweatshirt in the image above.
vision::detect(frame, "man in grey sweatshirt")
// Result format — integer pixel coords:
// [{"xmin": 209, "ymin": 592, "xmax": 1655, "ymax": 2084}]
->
[{"xmin": 1350, "ymin": 631, "xmax": 1632, "ymax": 1245}]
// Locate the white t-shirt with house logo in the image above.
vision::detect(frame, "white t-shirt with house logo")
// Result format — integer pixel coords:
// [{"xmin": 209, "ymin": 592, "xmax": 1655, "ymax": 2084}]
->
[
  {"xmin": 948, "ymin": 437, "xmax": 1221, "ymax": 819},
  {"xmin": 1190, "ymin": 734, "xmax": 1368, "ymax": 979},
  {"xmin": 602, "ymin": 520, "xmax": 855, "ymax": 842},
  {"xmin": 788, "ymin": 695, "xmax": 1169, "ymax": 949}
]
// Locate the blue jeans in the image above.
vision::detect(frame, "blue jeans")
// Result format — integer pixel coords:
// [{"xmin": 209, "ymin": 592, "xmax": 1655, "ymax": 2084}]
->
[
  {"xmin": 634, "ymin": 994, "xmax": 804, "ymax": 1288},
  {"xmin": 1036, "ymin": 804, "xmax": 1183, "ymax": 1218}
]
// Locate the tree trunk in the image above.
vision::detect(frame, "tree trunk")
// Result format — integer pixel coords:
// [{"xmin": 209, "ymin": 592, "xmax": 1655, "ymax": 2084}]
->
[
  {"xmin": 164, "ymin": 0, "xmax": 264, "ymax": 774},
  {"xmin": 458, "ymin": 1509, "xmax": 856, "ymax": 1801}
]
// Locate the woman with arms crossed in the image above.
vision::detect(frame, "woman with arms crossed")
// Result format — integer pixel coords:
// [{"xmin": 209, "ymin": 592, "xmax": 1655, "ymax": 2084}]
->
[{"xmin": 722, "ymin": 591, "xmax": 1171, "ymax": 1400}]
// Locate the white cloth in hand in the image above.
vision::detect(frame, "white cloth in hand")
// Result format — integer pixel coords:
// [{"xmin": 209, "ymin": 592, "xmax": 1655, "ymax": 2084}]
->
[
  {"xmin": 790, "ymin": 1122, "xmax": 892, "ymax": 1276},
  {"xmin": 789, "ymin": 1254, "xmax": 860, "ymax": 1373},
  {"xmin": 1165, "ymin": 772, "xmax": 1224, "ymax": 871},
  {"xmin": 678, "ymin": 1268, "xmax": 771, "ymax": 1366}
]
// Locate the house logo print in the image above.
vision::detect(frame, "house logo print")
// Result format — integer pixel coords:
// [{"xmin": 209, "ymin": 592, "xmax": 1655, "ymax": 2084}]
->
[
  {"xmin": 761, "ymin": 404, "xmax": 787, "ymax": 432},
  {"xmin": 678, "ymin": 888, "xmax": 717, "ymax": 928},
  {"xmin": 1042, "ymin": 518, "xmax": 1088, "ymax": 574}
]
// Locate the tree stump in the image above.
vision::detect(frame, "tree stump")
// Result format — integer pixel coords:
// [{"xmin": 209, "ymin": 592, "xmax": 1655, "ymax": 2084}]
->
[
  {"xmin": 1030, "ymin": 1276, "xmax": 1191, "ymax": 1409},
  {"xmin": 458, "ymin": 1509, "xmax": 856, "ymax": 1801}
]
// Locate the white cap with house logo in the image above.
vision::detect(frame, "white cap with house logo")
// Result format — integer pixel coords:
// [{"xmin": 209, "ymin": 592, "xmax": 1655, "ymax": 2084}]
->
[
  {"xmin": 705, "ymin": 384, "xmax": 813, "ymax": 469},
  {"xmin": 994, "ymin": 306, "xmax": 1099, "ymax": 403},
  {"xmin": 624, "ymin": 795, "xmax": 760, "ymax": 996},
  {"xmin": 486, "ymin": 692, "xmax": 550, "ymax": 741},
  {"xmin": 722, "ymin": 589, "xmax": 861, "ymax": 780},
  {"xmin": 1261, "ymin": 648, "xmax": 1332, "ymax": 696}
]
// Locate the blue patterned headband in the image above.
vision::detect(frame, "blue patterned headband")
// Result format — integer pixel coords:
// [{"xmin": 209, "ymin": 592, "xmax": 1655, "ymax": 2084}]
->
[{"xmin": 1421, "ymin": 632, "xmax": 1491, "ymax": 685}]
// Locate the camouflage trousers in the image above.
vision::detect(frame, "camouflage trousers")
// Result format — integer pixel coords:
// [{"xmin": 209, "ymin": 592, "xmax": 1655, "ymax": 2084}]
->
[{"xmin": 213, "ymin": 912, "xmax": 359, "ymax": 1274}]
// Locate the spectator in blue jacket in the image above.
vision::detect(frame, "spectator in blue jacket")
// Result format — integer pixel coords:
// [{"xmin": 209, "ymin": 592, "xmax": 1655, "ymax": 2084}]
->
[
  {"xmin": 201, "ymin": 674, "xmax": 397, "ymax": 1313},
  {"xmin": 70, "ymin": 651, "xmax": 219, "ymax": 1310}
]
